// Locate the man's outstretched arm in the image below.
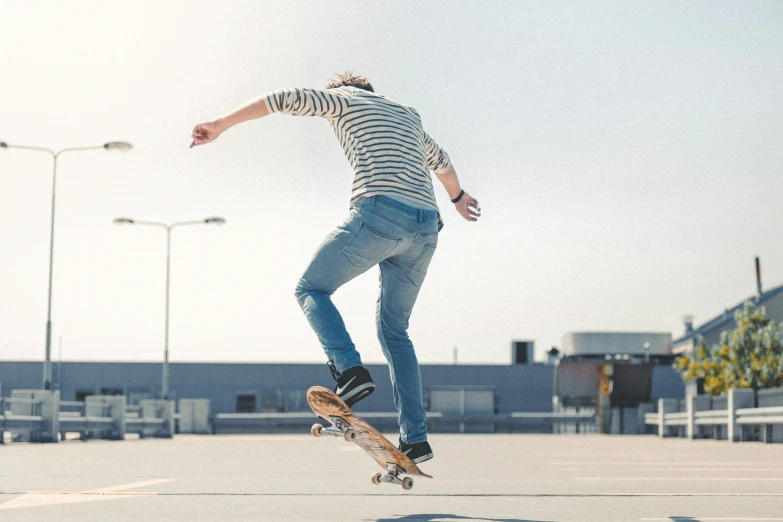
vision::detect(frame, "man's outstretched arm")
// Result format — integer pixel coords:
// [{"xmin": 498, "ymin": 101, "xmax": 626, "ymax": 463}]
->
[
  {"xmin": 190, "ymin": 96, "xmax": 270, "ymax": 148},
  {"xmin": 190, "ymin": 87, "xmax": 352, "ymax": 148}
]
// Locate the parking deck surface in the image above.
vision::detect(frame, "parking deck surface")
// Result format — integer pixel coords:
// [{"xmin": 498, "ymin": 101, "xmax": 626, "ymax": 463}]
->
[{"xmin": 1, "ymin": 433, "xmax": 782, "ymax": 521}]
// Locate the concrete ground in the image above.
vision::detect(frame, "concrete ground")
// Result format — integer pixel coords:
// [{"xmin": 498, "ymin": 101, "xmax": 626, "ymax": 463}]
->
[{"xmin": 1, "ymin": 432, "xmax": 782, "ymax": 521}]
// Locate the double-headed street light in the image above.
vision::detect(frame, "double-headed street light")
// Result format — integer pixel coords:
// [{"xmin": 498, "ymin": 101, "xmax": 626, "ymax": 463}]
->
[
  {"xmin": 1, "ymin": 140, "xmax": 133, "ymax": 390},
  {"xmin": 113, "ymin": 216, "xmax": 226, "ymax": 400}
]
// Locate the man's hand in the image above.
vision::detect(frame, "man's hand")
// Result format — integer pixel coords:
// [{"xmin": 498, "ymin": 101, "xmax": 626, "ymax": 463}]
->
[
  {"xmin": 455, "ymin": 192, "xmax": 481, "ymax": 222},
  {"xmin": 190, "ymin": 121, "xmax": 223, "ymax": 148},
  {"xmin": 190, "ymin": 96, "xmax": 271, "ymax": 148}
]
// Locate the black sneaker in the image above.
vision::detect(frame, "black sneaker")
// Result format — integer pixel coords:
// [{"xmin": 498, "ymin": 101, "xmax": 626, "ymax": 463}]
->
[
  {"xmin": 328, "ymin": 361, "xmax": 375, "ymax": 408},
  {"xmin": 398, "ymin": 438, "xmax": 434, "ymax": 464}
]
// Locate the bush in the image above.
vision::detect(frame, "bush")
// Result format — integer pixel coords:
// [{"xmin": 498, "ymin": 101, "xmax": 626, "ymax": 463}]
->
[{"xmin": 674, "ymin": 301, "xmax": 783, "ymax": 395}]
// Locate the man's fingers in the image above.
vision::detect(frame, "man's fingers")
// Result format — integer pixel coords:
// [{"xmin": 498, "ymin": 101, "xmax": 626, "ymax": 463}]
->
[{"xmin": 466, "ymin": 204, "xmax": 480, "ymax": 221}]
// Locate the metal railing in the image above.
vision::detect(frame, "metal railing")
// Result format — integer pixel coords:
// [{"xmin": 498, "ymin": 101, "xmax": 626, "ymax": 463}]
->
[
  {"xmin": 213, "ymin": 410, "xmax": 597, "ymax": 434},
  {"xmin": 642, "ymin": 410, "xmax": 734, "ymax": 427},
  {"xmin": 735, "ymin": 406, "xmax": 783, "ymax": 424},
  {"xmin": 4, "ymin": 391, "xmax": 597, "ymax": 440},
  {"xmin": 643, "ymin": 387, "xmax": 783, "ymax": 443},
  {"xmin": 1, "ymin": 392, "xmax": 174, "ymax": 443},
  {"xmin": 0, "ymin": 397, "xmax": 45, "ymax": 442}
]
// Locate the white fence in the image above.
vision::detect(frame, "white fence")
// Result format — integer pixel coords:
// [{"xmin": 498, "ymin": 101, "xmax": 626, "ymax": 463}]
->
[
  {"xmin": 643, "ymin": 386, "xmax": 783, "ymax": 443},
  {"xmin": 212, "ymin": 410, "xmax": 597, "ymax": 434},
  {"xmin": 2, "ymin": 390, "xmax": 594, "ymax": 439},
  {"xmin": 0, "ymin": 390, "xmax": 179, "ymax": 443}
]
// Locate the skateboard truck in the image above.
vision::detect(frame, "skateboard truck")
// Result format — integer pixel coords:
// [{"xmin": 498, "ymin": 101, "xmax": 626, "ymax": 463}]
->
[
  {"xmin": 312, "ymin": 416, "xmax": 357, "ymax": 441},
  {"xmin": 371, "ymin": 463, "xmax": 414, "ymax": 490}
]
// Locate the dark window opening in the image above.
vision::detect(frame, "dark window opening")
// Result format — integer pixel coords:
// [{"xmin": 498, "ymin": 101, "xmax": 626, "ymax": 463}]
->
[{"xmin": 236, "ymin": 394, "xmax": 257, "ymax": 413}]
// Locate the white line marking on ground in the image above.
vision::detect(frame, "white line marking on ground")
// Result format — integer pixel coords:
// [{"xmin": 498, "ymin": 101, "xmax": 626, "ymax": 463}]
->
[
  {"xmin": 0, "ymin": 478, "xmax": 174, "ymax": 511},
  {"xmin": 86, "ymin": 478, "xmax": 174, "ymax": 493}
]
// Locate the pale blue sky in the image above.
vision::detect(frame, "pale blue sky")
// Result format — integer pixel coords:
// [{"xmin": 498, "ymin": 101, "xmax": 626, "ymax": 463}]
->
[{"xmin": 1, "ymin": 1, "xmax": 781, "ymax": 366}]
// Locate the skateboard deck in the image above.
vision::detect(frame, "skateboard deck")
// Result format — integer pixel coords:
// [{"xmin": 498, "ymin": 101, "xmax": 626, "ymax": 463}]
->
[{"xmin": 306, "ymin": 386, "xmax": 432, "ymax": 489}]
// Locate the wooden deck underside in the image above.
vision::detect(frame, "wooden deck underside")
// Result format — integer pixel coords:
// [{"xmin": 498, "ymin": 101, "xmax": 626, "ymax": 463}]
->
[{"xmin": 307, "ymin": 386, "xmax": 432, "ymax": 479}]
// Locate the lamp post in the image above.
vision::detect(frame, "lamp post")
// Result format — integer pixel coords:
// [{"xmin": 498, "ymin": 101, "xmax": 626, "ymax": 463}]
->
[
  {"xmin": 113, "ymin": 216, "xmax": 226, "ymax": 399},
  {"xmin": 1, "ymin": 140, "xmax": 133, "ymax": 390}
]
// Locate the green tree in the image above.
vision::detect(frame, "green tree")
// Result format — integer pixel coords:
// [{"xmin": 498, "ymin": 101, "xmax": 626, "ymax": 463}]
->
[{"xmin": 674, "ymin": 301, "xmax": 783, "ymax": 395}]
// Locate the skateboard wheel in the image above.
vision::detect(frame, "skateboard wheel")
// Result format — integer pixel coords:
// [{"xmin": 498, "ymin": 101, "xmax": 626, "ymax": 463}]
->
[
  {"xmin": 343, "ymin": 429, "xmax": 356, "ymax": 441},
  {"xmin": 371, "ymin": 472, "xmax": 382, "ymax": 485},
  {"xmin": 401, "ymin": 477, "xmax": 414, "ymax": 490},
  {"xmin": 311, "ymin": 424, "xmax": 324, "ymax": 437}
]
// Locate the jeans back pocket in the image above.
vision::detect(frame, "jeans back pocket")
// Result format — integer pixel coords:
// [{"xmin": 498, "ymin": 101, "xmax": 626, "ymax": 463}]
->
[{"xmin": 342, "ymin": 223, "xmax": 401, "ymax": 268}]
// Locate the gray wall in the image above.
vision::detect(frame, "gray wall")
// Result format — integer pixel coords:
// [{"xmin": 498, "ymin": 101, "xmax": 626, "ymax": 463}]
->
[
  {"xmin": 1, "ymin": 361, "xmax": 556, "ymax": 414},
  {"xmin": 0, "ymin": 361, "xmax": 41, "ymax": 393},
  {"xmin": 1, "ymin": 360, "xmax": 685, "ymax": 416},
  {"xmin": 651, "ymin": 365, "xmax": 686, "ymax": 400}
]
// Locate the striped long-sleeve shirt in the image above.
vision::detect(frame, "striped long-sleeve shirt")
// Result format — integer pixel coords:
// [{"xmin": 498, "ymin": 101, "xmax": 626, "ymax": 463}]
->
[{"xmin": 261, "ymin": 86, "xmax": 451, "ymax": 212}]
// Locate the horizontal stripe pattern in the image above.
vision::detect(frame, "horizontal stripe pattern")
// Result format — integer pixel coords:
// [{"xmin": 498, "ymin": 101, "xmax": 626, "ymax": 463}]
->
[{"xmin": 262, "ymin": 87, "xmax": 451, "ymax": 212}]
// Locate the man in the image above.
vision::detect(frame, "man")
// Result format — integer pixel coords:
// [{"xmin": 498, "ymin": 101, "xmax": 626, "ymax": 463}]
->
[{"xmin": 190, "ymin": 72, "xmax": 480, "ymax": 463}]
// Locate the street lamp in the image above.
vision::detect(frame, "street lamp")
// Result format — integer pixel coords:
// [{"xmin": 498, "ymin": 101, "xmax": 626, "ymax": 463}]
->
[
  {"xmin": 113, "ymin": 216, "xmax": 226, "ymax": 400},
  {"xmin": 2, "ymin": 140, "xmax": 133, "ymax": 390}
]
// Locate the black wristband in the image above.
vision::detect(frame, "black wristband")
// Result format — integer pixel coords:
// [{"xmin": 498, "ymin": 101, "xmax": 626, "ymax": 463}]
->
[{"xmin": 451, "ymin": 189, "xmax": 465, "ymax": 204}]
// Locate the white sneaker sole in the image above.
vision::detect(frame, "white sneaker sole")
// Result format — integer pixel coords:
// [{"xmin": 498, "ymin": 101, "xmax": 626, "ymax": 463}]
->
[
  {"xmin": 411, "ymin": 452, "xmax": 434, "ymax": 464},
  {"xmin": 340, "ymin": 383, "xmax": 375, "ymax": 405}
]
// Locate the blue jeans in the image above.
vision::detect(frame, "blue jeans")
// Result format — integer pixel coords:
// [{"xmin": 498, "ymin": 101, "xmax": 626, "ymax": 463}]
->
[{"xmin": 295, "ymin": 195, "xmax": 439, "ymax": 444}]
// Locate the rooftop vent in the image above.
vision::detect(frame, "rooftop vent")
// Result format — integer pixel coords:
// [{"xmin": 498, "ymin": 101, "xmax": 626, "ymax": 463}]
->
[{"xmin": 683, "ymin": 315, "xmax": 694, "ymax": 336}]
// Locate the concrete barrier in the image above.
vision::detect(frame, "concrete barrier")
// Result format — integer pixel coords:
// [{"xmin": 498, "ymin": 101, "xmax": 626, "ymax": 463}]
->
[
  {"xmin": 178, "ymin": 399, "xmax": 211, "ymax": 434},
  {"xmin": 139, "ymin": 400, "xmax": 174, "ymax": 438},
  {"xmin": 728, "ymin": 388, "xmax": 754, "ymax": 442},
  {"xmin": 687, "ymin": 395, "xmax": 711, "ymax": 439},
  {"xmin": 10, "ymin": 390, "xmax": 59, "ymax": 442},
  {"xmin": 657, "ymin": 398, "xmax": 679, "ymax": 437},
  {"xmin": 85, "ymin": 395, "xmax": 126, "ymax": 440}
]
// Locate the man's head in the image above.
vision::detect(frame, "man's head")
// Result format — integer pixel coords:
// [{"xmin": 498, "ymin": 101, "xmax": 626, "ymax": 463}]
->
[{"xmin": 326, "ymin": 71, "xmax": 374, "ymax": 92}]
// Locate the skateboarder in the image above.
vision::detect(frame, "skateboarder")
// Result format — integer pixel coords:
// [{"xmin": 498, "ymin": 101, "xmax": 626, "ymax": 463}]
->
[{"xmin": 190, "ymin": 72, "xmax": 480, "ymax": 463}]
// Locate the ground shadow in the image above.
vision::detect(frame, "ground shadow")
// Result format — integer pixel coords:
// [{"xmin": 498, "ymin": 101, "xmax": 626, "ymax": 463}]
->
[{"xmin": 376, "ymin": 513, "xmax": 552, "ymax": 522}]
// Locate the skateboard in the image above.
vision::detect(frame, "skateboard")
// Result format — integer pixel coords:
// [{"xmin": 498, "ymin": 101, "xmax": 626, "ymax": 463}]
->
[{"xmin": 306, "ymin": 386, "xmax": 433, "ymax": 490}]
